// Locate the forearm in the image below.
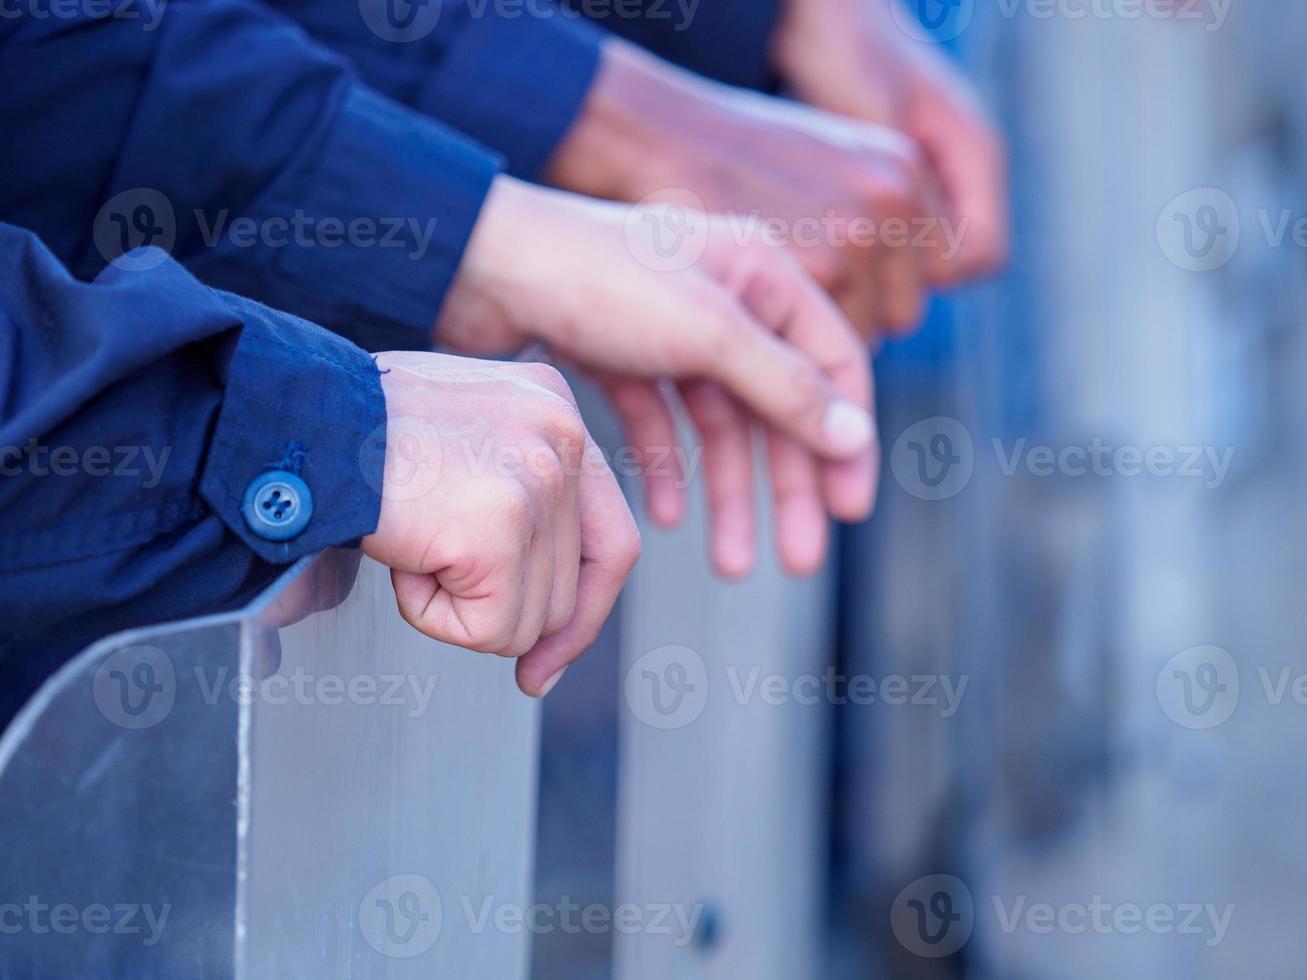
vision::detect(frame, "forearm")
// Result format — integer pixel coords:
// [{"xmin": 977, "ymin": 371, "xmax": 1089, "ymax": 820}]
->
[{"xmin": 0, "ymin": 1, "xmax": 500, "ymax": 353}]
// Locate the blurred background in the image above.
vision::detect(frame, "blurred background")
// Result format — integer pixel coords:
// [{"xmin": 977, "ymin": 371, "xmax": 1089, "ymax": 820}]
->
[{"xmin": 534, "ymin": 1, "xmax": 1307, "ymax": 978}]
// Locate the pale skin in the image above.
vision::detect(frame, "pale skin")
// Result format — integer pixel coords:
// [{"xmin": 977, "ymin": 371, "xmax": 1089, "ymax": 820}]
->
[
  {"xmin": 546, "ymin": 24, "xmax": 1009, "ymax": 336},
  {"xmin": 546, "ymin": 38, "xmax": 948, "ymax": 339},
  {"xmin": 436, "ymin": 177, "xmax": 879, "ymax": 581},
  {"xmin": 362, "ymin": 353, "xmax": 640, "ymax": 698},
  {"xmin": 364, "ymin": 5, "xmax": 1008, "ymax": 690},
  {"xmin": 770, "ymin": 0, "xmax": 1009, "ymax": 279},
  {"xmin": 529, "ymin": 16, "xmax": 1007, "ymax": 575},
  {"xmin": 363, "ymin": 179, "xmax": 878, "ymax": 697}
]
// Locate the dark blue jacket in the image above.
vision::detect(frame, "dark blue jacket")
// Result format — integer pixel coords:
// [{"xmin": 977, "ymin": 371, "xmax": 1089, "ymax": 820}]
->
[
  {"xmin": 0, "ymin": 1, "xmax": 540, "ymax": 726},
  {"xmin": 564, "ymin": 0, "xmax": 782, "ymax": 89},
  {"xmin": 269, "ymin": 0, "xmax": 779, "ymax": 174},
  {"xmin": 0, "ymin": 0, "xmax": 774, "ymax": 727},
  {"xmin": 0, "ymin": 223, "xmax": 386, "ymax": 726},
  {"xmin": 269, "ymin": 0, "xmax": 605, "ymax": 179},
  {"xmin": 0, "ymin": 0, "xmax": 505, "ymax": 354}
]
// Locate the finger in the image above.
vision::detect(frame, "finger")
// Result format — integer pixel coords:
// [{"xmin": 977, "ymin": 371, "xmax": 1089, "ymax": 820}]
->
[
  {"xmin": 732, "ymin": 251, "xmax": 880, "ymax": 521},
  {"xmin": 515, "ymin": 436, "xmax": 641, "ymax": 697},
  {"xmin": 389, "ymin": 488, "xmax": 534, "ymax": 655},
  {"xmin": 765, "ymin": 430, "xmax": 829, "ymax": 578},
  {"xmin": 873, "ymin": 236, "xmax": 925, "ymax": 335},
  {"xmin": 544, "ymin": 453, "xmax": 581, "ymax": 636},
  {"xmin": 918, "ymin": 102, "xmax": 1009, "ymax": 278},
  {"xmin": 680, "ymin": 380, "xmax": 757, "ymax": 579},
  {"xmin": 691, "ymin": 266, "xmax": 876, "ymax": 463},
  {"xmin": 831, "ymin": 273, "xmax": 882, "ymax": 343},
  {"xmin": 519, "ymin": 372, "xmax": 585, "ymax": 639},
  {"xmin": 916, "ymin": 165, "xmax": 961, "ymax": 288},
  {"xmin": 603, "ymin": 378, "xmax": 688, "ymax": 528},
  {"xmin": 870, "ymin": 187, "xmax": 929, "ymax": 334},
  {"xmin": 390, "ymin": 565, "xmax": 530, "ymax": 657},
  {"xmin": 507, "ymin": 496, "xmax": 560, "ymax": 656}
]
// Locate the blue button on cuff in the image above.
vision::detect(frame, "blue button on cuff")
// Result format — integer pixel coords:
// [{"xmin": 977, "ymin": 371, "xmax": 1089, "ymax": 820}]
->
[{"xmin": 241, "ymin": 470, "xmax": 313, "ymax": 542}]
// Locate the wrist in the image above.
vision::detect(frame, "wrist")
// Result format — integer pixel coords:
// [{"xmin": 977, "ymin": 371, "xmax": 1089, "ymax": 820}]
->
[
  {"xmin": 542, "ymin": 38, "xmax": 707, "ymax": 202},
  {"xmin": 438, "ymin": 176, "xmax": 619, "ymax": 356}
]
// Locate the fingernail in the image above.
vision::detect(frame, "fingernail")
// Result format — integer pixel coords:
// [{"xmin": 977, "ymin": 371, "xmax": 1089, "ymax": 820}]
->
[
  {"xmin": 822, "ymin": 400, "xmax": 876, "ymax": 456},
  {"xmin": 538, "ymin": 666, "xmax": 568, "ymax": 698}
]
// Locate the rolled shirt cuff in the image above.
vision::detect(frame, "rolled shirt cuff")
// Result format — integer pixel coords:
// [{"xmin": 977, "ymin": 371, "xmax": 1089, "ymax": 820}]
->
[{"xmin": 201, "ymin": 292, "xmax": 387, "ymax": 564}]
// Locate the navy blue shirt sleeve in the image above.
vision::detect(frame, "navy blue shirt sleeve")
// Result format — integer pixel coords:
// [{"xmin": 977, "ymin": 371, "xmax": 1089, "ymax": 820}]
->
[
  {"xmin": 565, "ymin": 0, "xmax": 782, "ymax": 90},
  {"xmin": 0, "ymin": 0, "xmax": 502, "ymax": 353},
  {"xmin": 271, "ymin": 0, "xmax": 604, "ymax": 179},
  {"xmin": 0, "ymin": 223, "xmax": 387, "ymax": 720}
]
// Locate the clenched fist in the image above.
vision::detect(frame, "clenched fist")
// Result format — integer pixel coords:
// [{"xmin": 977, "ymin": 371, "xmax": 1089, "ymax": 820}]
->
[{"xmin": 362, "ymin": 351, "xmax": 641, "ymax": 697}]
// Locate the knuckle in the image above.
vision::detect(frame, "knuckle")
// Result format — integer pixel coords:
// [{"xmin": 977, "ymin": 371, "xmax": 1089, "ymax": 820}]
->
[
  {"xmin": 493, "ymin": 479, "xmax": 538, "ymax": 536},
  {"xmin": 463, "ymin": 607, "xmax": 518, "ymax": 655},
  {"xmin": 500, "ymin": 635, "xmax": 537, "ymax": 660},
  {"xmin": 530, "ymin": 446, "xmax": 568, "ymax": 499},
  {"xmin": 481, "ymin": 631, "xmax": 521, "ymax": 658},
  {"xmin": 518, "ymin": 361, "xmax": 571, "ymax": 398},
  {"xmin": 540, "ymin": 400, "xmax": 588, "ymax": 458},
  {"xmin": 783, "ymin": 359, "xmax": 827, "ymax": 418},
  {"xmin": 615, "ymin": 521, "xmax": 643, "ymax": 573},
  {"xmin": 544, "ymin": 602, "xmax": 574, "ymax": 636},
  {"xmin": 692, "ymin": 296, "xmax": 741, "ymax": 368}
]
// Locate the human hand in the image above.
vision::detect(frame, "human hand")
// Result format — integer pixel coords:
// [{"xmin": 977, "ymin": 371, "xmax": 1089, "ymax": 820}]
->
[
  {"xmin": 362, "ymin": 351, "xmax": 641, "ymax": 697},
  {"xmin": 772, "ymin": 0, "xmax": 1009, "ymax": 280},
  {"xmin": 545, "ymin": 38, "xmax": 950, "ymax": 338},
  {"xmin": 436, "ymin": 176, "xmax": 878, "ymax": 579}
]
